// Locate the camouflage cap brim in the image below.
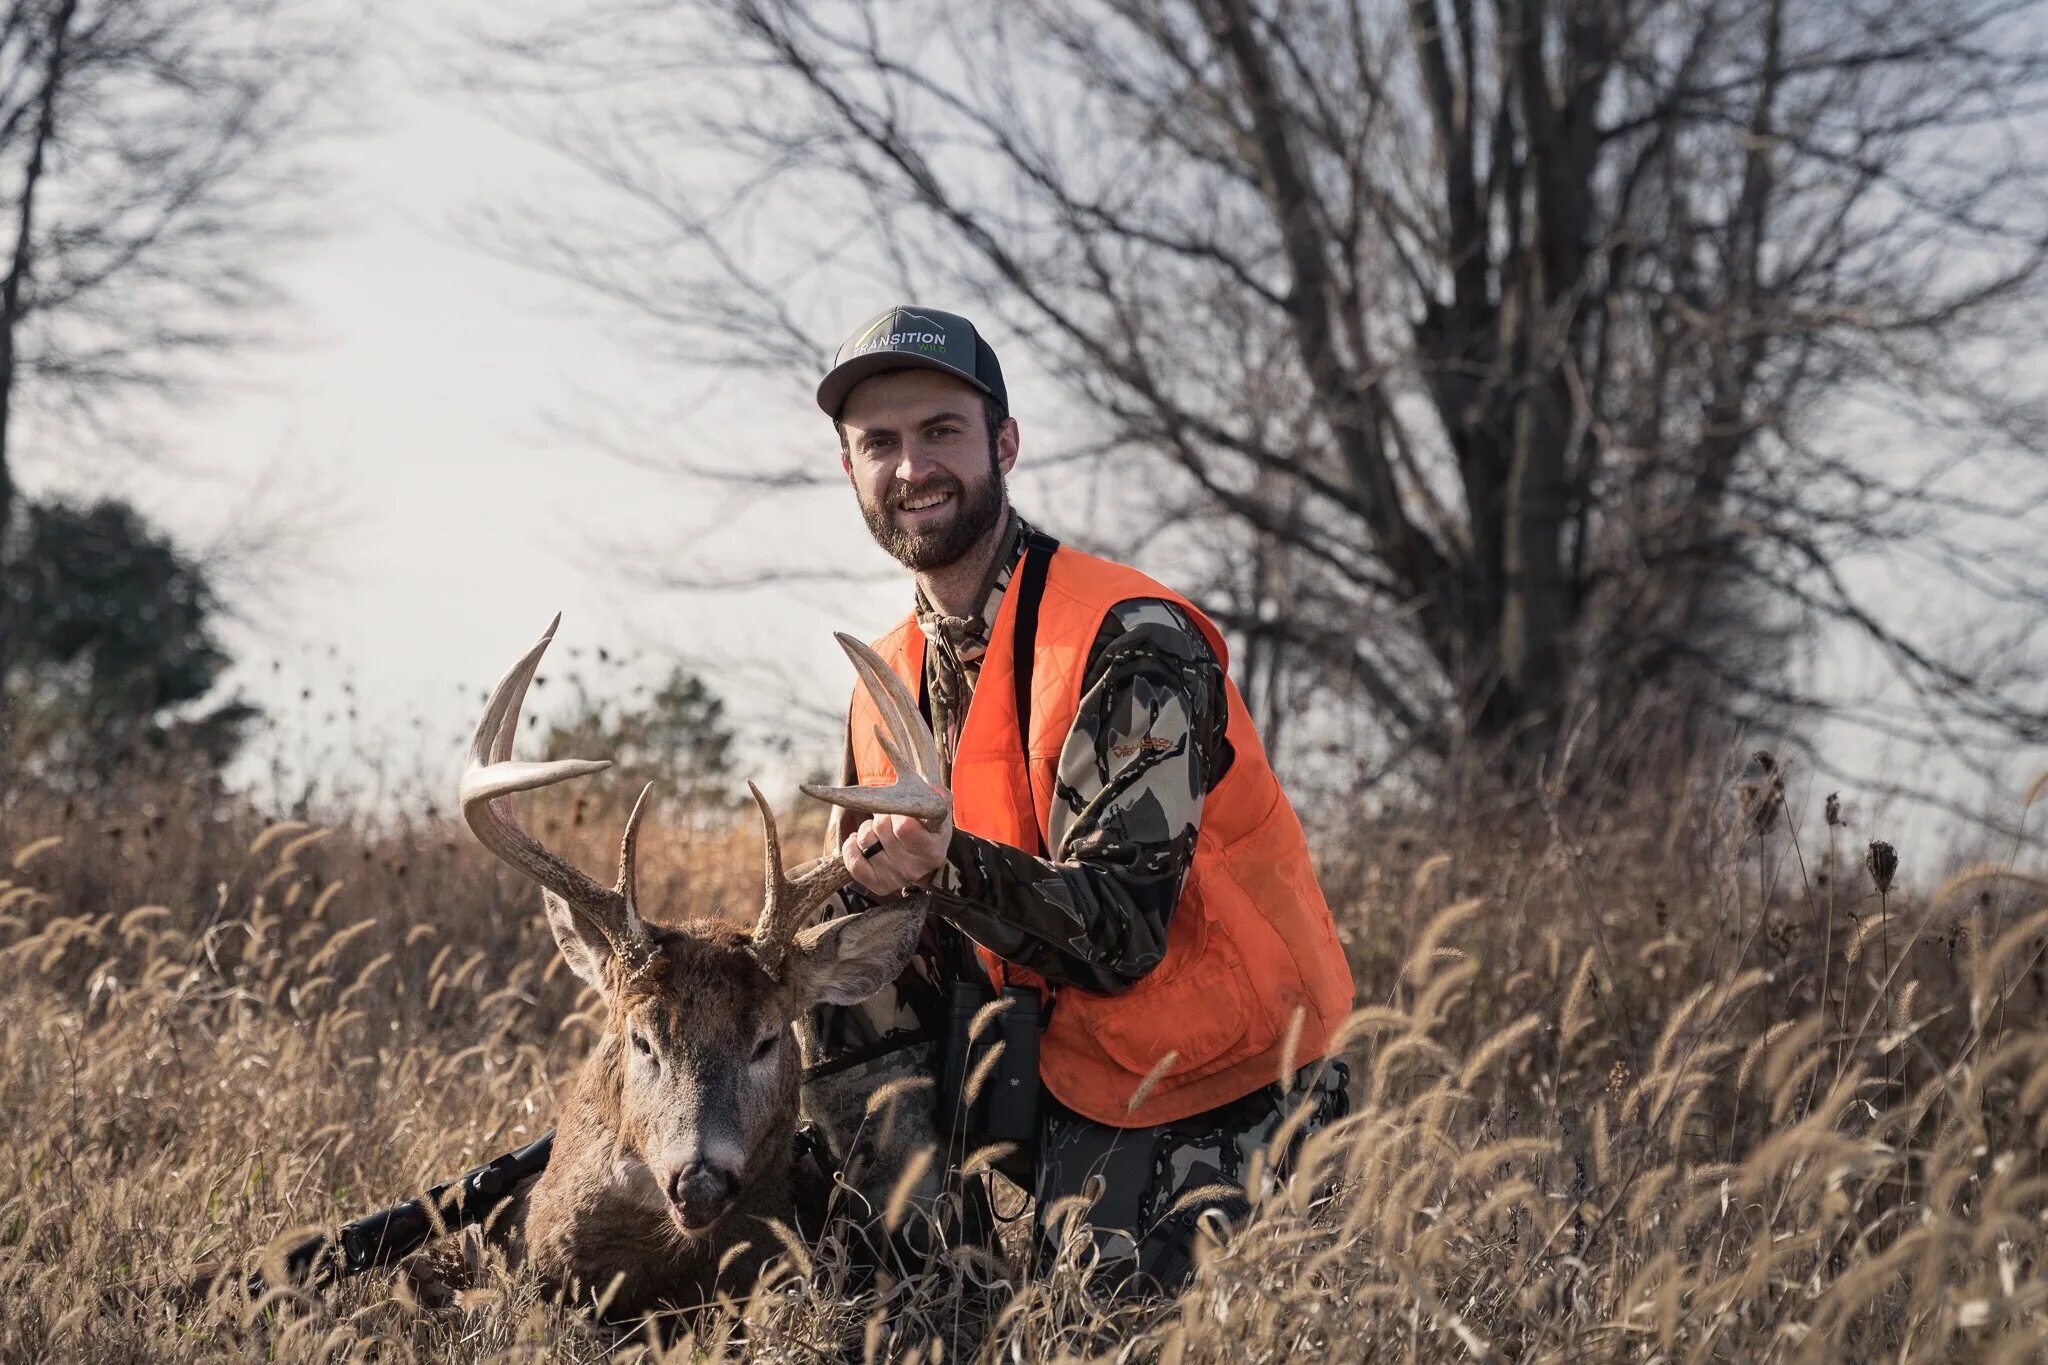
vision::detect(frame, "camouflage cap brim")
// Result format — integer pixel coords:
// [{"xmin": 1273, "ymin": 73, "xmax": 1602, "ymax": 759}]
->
[{"xmin": 816, "ymin": 349, "xmax": 990, "ymax": 418}]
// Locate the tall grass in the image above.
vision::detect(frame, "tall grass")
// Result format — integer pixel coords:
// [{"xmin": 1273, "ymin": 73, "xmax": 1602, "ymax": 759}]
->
[{"xmin": 1, "ymin": 755, "xmax": 2044, "ymax": 1361}]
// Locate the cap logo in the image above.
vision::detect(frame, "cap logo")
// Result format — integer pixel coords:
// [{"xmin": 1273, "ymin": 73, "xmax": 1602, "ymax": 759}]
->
[{"xmin": 848, "ymin": 308, "xmax": 953, "ymax": 360}]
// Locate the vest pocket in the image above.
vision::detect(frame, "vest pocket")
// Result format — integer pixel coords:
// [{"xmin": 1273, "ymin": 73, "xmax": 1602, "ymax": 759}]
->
[{"xmin": 1073, "ymin": 898, "xmax": 1256, "ymax": 1084}]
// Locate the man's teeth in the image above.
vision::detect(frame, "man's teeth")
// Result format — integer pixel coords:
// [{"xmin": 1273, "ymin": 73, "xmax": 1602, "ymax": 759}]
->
[{"xmin": 900, "ymin": 491, "xmax": 952, "ymax": 511}]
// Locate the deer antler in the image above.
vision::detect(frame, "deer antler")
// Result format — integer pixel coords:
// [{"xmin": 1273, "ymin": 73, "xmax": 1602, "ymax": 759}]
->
[
  {"xmin": 750, "ymin": 632, "xmax": 947, "ymax": 972},
  {"xmin": 460, "ymin": 614, "xmax": 653, "ymax": 962}
]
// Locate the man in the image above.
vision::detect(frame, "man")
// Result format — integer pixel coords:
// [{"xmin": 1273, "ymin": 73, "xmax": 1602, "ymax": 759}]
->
[{"xmin": 801, "ymin": 305, "xmax": 1355, "ymax": 1292}]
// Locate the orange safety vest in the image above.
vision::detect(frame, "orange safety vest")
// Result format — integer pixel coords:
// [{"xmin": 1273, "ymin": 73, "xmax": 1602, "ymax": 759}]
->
[{"xmin": 847, "ymin": 539, "xmax": 1355, "ymax": 1128}]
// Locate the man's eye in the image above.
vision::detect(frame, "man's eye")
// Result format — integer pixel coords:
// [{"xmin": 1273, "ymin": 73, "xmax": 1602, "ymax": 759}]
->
[{"xmin": 752, "ymin": 1032, "xmax": 779, "ymax": 1063}]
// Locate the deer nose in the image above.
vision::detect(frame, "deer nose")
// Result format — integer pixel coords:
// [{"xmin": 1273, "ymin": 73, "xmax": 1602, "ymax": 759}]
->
[{"xmin": 667, "ymin": 1160, "xmax": 738, "ymax": 1230}]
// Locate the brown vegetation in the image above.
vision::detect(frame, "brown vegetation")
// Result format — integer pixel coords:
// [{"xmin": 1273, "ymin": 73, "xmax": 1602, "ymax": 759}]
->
[{"xmin": 2, "ymin": 754, "xmax": 2046, "ymax": 1360}]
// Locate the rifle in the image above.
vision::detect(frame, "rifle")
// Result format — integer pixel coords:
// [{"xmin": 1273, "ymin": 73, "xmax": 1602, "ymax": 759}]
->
[{"xmin": 263, "ymin": 1132, "xmax": 553, "ymax": 1291}]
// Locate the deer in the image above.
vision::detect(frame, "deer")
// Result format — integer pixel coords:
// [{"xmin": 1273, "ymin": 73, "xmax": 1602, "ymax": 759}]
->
[{"xmin": 454, "ymin": 615, "xmax": 948, "ymax": 1318}]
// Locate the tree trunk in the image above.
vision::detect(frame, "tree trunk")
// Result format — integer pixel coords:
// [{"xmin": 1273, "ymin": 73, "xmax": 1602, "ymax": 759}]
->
[{"xmin": 0, "ymin": 0, "xmax": 78, "ymax": 692}]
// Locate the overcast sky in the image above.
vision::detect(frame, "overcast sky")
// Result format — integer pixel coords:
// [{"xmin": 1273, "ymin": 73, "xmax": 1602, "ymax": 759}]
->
[{"xmin": 33, "ymin": 1, "xmax": 957, "ymax": 809}]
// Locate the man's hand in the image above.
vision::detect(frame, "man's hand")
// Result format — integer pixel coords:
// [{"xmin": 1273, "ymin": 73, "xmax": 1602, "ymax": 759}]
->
[{"xmin": 842, "ymin": 807, "xmax": 952, "ymax": 898}]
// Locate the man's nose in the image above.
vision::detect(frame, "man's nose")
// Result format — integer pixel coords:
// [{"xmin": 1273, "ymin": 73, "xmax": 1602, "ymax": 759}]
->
[
  {"xmin": 667, "ymin": 1160, "xmax": 739, "ymax": 1227},
  {"xmin": 893, "ymin": 441, "xmax": 943, "ymax": 484}
]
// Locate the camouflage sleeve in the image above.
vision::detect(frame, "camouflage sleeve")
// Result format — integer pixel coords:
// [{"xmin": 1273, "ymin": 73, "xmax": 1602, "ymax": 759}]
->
[{"xmin": 922, "ymin": 599, "xmax": 1231, "ymax": 995}]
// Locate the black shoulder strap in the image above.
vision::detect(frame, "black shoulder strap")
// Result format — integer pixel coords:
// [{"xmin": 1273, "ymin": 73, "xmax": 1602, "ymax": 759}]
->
[{"xmin": 1010, "ymin": 530, "xmax": 1059, "ymax": 858}]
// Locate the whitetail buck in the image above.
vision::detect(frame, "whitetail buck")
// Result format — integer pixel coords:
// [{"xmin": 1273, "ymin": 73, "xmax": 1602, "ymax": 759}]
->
[{"xmin": 457, "ymin": 616, "xmax": 946, "ymax": 1317}]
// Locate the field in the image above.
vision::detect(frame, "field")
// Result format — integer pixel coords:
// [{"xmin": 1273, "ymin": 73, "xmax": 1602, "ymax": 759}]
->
[{"xmin": 2, "ymin": 758, "xmax": 2046, "ymax": 1362}]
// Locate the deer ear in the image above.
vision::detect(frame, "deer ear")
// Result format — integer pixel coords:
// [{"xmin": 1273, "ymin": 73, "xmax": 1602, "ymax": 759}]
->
[
  {"xmin": 543, "ymin": 889, "xmax": 614, "ymax": 993},
  {"xmin": 788, "ymin": 903, "xmax": 926, "ymax": 1007}
]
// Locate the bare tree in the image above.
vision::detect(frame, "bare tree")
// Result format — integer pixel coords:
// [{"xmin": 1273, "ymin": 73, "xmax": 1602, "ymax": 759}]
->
[
  {"xmin": 477, "ymin": 0, "xmax": 2048, "ymax": 796},
  {"xmin": 0, "ymin": 0, "xmax": 346, "ymax": 685}
]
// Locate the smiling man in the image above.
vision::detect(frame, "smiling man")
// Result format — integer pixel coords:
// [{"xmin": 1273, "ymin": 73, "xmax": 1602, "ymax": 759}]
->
[{"xmin": 801, "ymin": 305, "xmax": 1355, "ymax": 1293}]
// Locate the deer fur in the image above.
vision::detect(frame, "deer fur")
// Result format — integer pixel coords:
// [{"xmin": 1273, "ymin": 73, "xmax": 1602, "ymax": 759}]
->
[{"xmin": 513, "ymin": 903, "xmax": 923, "ymax": 1318}]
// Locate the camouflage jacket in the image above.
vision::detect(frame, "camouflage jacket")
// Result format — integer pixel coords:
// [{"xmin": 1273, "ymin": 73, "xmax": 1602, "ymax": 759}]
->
[{"xmin": 838, "ymin": 513, "xmax": 1230, "ymax": 995}]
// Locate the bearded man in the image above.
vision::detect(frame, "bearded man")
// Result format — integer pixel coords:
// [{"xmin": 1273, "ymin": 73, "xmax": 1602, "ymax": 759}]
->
[{"xmin": 800, "ymin": 305, "xmax": 1354, "ymax": 1293}]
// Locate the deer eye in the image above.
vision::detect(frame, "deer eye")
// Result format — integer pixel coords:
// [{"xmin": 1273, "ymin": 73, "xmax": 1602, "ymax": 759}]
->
[
  {"xmin": 751, "ymin": 1031, "xmax": 779, "ymax": 1063},
  {"xmin": 630, "ymin": 1030, "xmax": 653, "ymax": 1059}
]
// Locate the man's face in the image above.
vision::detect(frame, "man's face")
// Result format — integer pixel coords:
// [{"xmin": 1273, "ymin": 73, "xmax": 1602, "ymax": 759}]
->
[{"xmin": 839, "ymin": 368, "xmax": 1017, "ymax": 572}]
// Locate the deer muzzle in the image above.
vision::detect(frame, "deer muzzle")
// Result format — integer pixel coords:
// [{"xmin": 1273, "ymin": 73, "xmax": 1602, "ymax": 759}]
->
[{"xmin": 666, "ymin": 1159, "xmax": 739, "ymax": 1232}]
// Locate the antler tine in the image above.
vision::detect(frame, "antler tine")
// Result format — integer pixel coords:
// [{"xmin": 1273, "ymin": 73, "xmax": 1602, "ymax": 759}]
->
[
  {"xmin": 748, "ymin": 782, "xmax": 792, "ymax": 949},
  {"xmin": 472, "ymin": 613, "xmax": 555, "ymax": 769},
  {"xmin": 459, "ymin": 617, "xmax": 643, "ymax": 951},
  {"xmin": 747, "ymin": 782, "xmax": 789, "ymax": 906},
  {"xmin": 616, "ymin": 781, "xmax": 655, "ymax": 937},
  {"xmin": 747, "ymin": 781, "xmax": 856, "ymax": 971},
  {"xmin": 841, "ymin": 632, "xmax": 943, "ymax": 781},
  {"xmin": 799, "ymin": 632, "xmax": 949, "ymax": 824}
]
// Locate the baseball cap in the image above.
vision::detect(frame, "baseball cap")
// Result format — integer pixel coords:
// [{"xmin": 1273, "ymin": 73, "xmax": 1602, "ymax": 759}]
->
[{"xmin": 816, "ymin": 305, "xmax": 1008, "ymax": 418}]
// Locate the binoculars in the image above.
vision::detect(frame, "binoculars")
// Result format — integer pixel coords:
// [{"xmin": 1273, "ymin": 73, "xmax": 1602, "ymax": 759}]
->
[{"xmin": 939, "ymin": 977, "xmax": 1043, "ymax": 1181}]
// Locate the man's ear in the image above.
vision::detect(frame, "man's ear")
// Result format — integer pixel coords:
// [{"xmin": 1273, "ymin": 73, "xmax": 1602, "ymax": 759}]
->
[
  {"xmin": 788, "ymin": 902, "xmax": 927, "ymax": 1007},
  {"xmin": 995, "ymin": 416, "xmax": 1019, "ymax": 476},
  {"xmin": 543, "ymin": 889, "xmax": 614, "ymax": 994}
]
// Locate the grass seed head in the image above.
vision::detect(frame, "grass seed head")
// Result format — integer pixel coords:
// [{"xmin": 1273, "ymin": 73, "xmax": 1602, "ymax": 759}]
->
[
  {"xmin": 1866, "ymin": 840, "xmax": 1899, "ymax": 896},
  {"xmin": 1738, "ymin": 754, "xmax": 1784, "ymax": 838}
]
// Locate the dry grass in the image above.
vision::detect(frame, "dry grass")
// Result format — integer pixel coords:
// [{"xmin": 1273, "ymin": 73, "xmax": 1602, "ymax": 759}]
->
[{"xmin": 2, "ymin": 759, "xmax": 2046, "ymax": 1362}]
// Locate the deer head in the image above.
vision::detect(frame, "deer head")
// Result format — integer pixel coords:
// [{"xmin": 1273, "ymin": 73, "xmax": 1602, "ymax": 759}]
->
[{"xmin": 459, "ymin": 616, "xmax": 946, "ymax": 1237}]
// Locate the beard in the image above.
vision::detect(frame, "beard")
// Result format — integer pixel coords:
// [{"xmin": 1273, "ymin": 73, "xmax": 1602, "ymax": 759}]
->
[{"xmin": 858, "ymin": 461, "xmax": 1007, "ymax": 572}]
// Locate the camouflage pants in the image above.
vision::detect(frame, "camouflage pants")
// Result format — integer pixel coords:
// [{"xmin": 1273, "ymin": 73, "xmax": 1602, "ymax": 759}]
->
[
  {"xmin": 802, "ymin": 969, "xmax": 1352, "ymax": 1294},
  {"xmin": 1032, "ymin": 1059, "xmax": 1351, "ymax": 1293}
]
